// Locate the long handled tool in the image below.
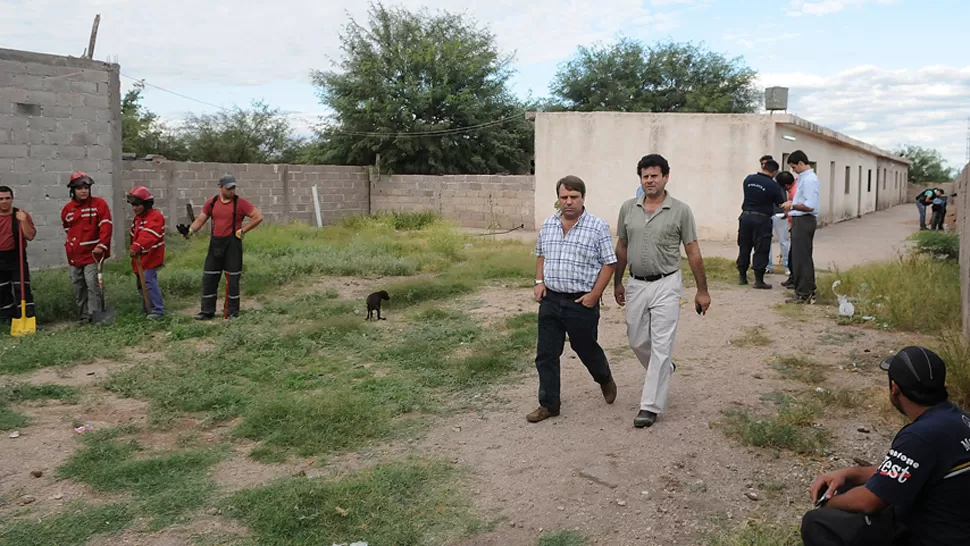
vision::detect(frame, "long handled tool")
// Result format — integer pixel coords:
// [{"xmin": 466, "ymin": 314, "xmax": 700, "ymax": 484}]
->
[
  {"xmin": 224, "ymin": 272, "xmax": 230, "ymax": 320},
  {"xmin": 133, "ymin": 257, "xmax": 152, "ymax": 316},
  {"xmin": 92, "ymin": 256, "xmax": 115, "ymax": 325},
  {"xmin": 10, "ymin": 229, "xmax": 35, "ymax": 336}
]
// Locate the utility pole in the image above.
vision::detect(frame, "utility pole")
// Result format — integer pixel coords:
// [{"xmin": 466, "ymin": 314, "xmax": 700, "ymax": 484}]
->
[{"xmin": 85, "ymin": 14, "xmax": 101, "ymax": 60}]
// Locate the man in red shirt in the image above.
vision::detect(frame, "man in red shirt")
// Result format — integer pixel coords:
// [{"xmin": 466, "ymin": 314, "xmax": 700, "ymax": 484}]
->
[
  {"xmin": 0, "ymin": 185, "xmax": 37, "ymax": 326},
  {"xmin": 179, "ymin": 174, "xmax": 263, "ymax": 320},
  {"xmin": 61, "ymin": 172, "xmax": 113, "ymax": 324},
  {"xmin": 127, "ymin": 186, "xmax": 166, "ymax": 320}
]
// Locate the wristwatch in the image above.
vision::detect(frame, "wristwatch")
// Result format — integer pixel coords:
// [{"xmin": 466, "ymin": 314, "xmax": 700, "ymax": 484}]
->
[{"xmin": 534, "ymin": 279, "xmax": 544, "ymax": 286}]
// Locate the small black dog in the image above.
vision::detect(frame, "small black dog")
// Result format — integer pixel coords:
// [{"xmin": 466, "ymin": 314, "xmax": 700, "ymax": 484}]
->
[{"xmin": 366, "ymin": 290, "xmax": 390, "ymax": 320}]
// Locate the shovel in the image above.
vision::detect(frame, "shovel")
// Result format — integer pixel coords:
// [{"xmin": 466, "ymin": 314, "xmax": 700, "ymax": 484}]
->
[
  {"xmin": 10, "ymin": 229, "xmax": 36, "ymax": 337},
  {"xmin": 133, "ymin": 257, "xmax": 152, "ymax": 315},
  {"xmin": 91, "ymin": 257, "xmax": 115, "ymax": 325}
]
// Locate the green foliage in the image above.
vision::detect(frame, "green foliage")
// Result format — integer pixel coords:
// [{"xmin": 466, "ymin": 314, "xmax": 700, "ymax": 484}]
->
[
  {"xmin": 0, "ymin": 384, "xmax": 81, "ymax": 428},
  {"xmin": 0, "ymin": 503, "xmax": 134, "ymax": 546},
  {"xmin": 225, "ymin": 459, "xmax": 479, "ymax": 546},
  {"xmin": 539, "ymin": 530, "xmax": 588, "ymax": 546},
  {"xmin": 179, "ymin": 100, "xmax": 307, "ymax": 164},
  {"xmin": 910, "ymin": 230, "xmax": 958, "ymax": 261},
  {"xmin": 311, "ymin": 1, "xmax": 534, "ymax": 174},
  {"xmin": 703, "ymin": 520, "xmax": 800, "ymax": 546},
  {"xmin": 720, "ymin": 396, "xmax": 830, "ymax": 456},
  {"xmin": 550, "ymin": 38, "xmax": 760, "ymax": 113},
  {"xmin": 121, "ymin": 82, "xmax": 187, "ymax": 159},
  {"xmin": 894, "ymin": 144, "xmax": 956, "ymax": 183}
]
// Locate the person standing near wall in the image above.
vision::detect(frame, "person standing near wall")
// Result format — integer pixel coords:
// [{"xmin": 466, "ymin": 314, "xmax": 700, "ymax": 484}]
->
[
  {"xmin": 127, "ymin": 186, "xmax": 166, "ymax": 319},
  {"xmin": 783, "ymin": 151, "xmax": 819, "ymax": 304},
  {"xmin": 178, "ymin": 175, "xmax": 263, "ymax": 321},
  {"xmin": 0, "ymin": 185, "xmax": 37, "ymax": 326},
  {"xmin": 61, "ymin": 172, "xmax": 113, "ymax": 324},
  {"xmin": 614, "ymin": 154, "xmax": 711, "ymax": 429},
  {"xmin": 774, "ymin": 171, "xmax": 797, "ymax": 286},
  {"xmin": 528, "ymin": 175, "xmax": 618, "ymax": 423},
  {"xmin": 915, "ymin": 187, "xmax": 936, "ymax": 231},
  {"xmin": 737, "ymin": 159, "xmax": 785, "ymax": 289}
]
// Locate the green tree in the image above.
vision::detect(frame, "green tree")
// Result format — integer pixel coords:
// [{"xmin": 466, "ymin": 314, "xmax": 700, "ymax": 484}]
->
[
  {"xmin": 310, "ymin": 1, "xmax": 533, "ymax": 175},
  {"xmin": 121, "ymin": 82, "xmax": 187, "ymax": 159},
  {"xmin": 550, "ymin": 38, "xmax": 760, "ymax": 113},
  {"xmin": 180, "ymin": 100, "xmax": 305, "ymax": 164},
  {"xmin": 894, "ymin": 145, "xmax": 955, "ymax": 183}
]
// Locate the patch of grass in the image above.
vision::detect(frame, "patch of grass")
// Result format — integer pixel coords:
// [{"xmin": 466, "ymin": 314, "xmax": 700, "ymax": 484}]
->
[
  {"xmin": 538, "ymin": 530, "xmax": 588, "ymax": 546},
  {"xmin": 0, "ymin": 503, "xmax": 134, "ymax": 546},
  {"xmin": 57, "ymin": 431, "xmax": 223, "ymax": 529},
  {"xmin": 771, "ymin": 303, "xmax": 809, "ymax": 322},
  {"xmin": 225, "ymin": 459, "xmax": 480, "ymax": 546},
  {"xmin": 935, "ymin": 332, "xmax": 970, "ymax": 410},
  {"xmin": 684, "ymin": 256, "xmax": 737, "ymax": 286},
  {"xmin": 817, "ymin": 254, "xmax": 959, "ymax": 333},
  {"xmin": 703, "ymin": 519, "xmax": 800, "ymax": 546},
  {"xmin": 731, "ymin": 326, "xmax": 772, "ymax": 348},
  {"xmin": 0, "ymin": 406, "xmax": 27, "ymax": 431},
  {"xmin": 0, "ymin": 384, "xmax": 81, "ymax": 430},
  {"xmin": 812, "ymin": 387, "xmax": 864, "ymax": 409},
  {"xmin": 771, "ymin": 355, "xmax": 826, "ymax": 384},
  {"xmin": 909, "ymin": 229, "xmax": 958, "ymax": 260},
  {"xmin": 720, "ymin": 399, "xmax": 830, "ymax": 456},
  {"xmin": 383, "ymin": 278, "xmax": 476, "ymax": 308}
]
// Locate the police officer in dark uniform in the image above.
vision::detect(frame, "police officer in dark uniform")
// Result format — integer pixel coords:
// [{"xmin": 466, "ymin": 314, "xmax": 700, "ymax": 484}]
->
[
  {"xmin": 801, "ymin": 345, "xmax": 970, "ymax": 545},
  {"xmin": 736, "ymin": 159, "xmax": 786, "ymax": 289}
]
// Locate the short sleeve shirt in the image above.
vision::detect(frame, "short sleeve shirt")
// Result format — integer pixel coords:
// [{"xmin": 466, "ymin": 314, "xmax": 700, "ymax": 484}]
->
[
  {"xmin": 0, "ymin": 211, "xmax": 35, "ymax": 251},
  {"xmin": 617, "ymin": 192, "xmax": 697, "ymax": 278},
  {"xmin": 202, "ymin": 196, "xmax": 255, "ymax": 238},
  {"xmin": 865, "ymin": 402, "xmax": 970, "ymax": 545},
  {"xmin": 535, "ymin": 209, "xmax": 617, "ymax": 294}
]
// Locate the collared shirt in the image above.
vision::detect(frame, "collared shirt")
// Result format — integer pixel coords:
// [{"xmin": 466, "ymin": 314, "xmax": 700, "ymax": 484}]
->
[
  {"xmin": 789, "ymin": 168, "xmax": 820, "ymax": 217},
  {"xmin": 742, "ymin": 172, "xmax": 786, "ymax": 216},
  {"xmin": 617, "ymin": 191, "xmax": 697, "ymax": 278},
  {"xmin": 535, "ymin": 209, "xmax": 617, "ymax": 293}
]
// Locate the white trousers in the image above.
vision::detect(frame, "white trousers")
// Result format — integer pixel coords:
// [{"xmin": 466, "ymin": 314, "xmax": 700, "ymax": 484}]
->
[
  {"xmin": 625, "ymin": 271, "xmax": 683, "ymax": 413},
  {"xmin": 771, "ymin": 216, "xmax": 790, "ymax": 271}
]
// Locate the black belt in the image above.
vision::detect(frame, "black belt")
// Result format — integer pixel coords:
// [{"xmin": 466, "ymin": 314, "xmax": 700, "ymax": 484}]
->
[
  {"xmin": 741, "ymin": 210, "xmax": 770, "ymax": 217},
  {"xmin": 631, "ymin": 270, "xmax": 677, "ymax": 282}
]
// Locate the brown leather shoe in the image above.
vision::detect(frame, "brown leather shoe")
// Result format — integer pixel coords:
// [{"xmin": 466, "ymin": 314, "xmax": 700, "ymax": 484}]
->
[
  {"xmin": 601, "ymin": 379, "xmax": 617, "ymax": 404},
  {"xmin": 526, "ymin": 406, "xmax": 559, "ymax": 423}
]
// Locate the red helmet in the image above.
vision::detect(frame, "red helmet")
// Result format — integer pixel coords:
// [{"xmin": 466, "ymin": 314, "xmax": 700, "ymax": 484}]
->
[
  {"xmin": 68, "ymin": 171, "xmax": 94, "ymax": 188},
  {"xmin": 127, "ymin": 186, "xmax": 154, "ymax": 201}
]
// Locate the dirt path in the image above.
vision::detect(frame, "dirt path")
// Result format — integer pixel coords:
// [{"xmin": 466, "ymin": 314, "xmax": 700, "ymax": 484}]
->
[{"xmin": 440, "ymin": 205, "xmax": 923, "ymax": 544}]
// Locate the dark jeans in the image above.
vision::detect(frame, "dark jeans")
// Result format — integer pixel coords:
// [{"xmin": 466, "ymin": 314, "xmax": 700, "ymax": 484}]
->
[
  {"xmin": 791, "ymin": 215, "xmax": 817, "ymax": 299},
  {"xmin": 535, "ymin": 290, "xmax": 613, "ymax": 412},
  {"xmin": 736, "ymin": 212, "xmax": 773, "ymax": 274},
  {"xmin": 201, "ymin": 236, "xmax": 243, "ymax": 317},
  {"xmin": 135, "ymin": 267, "xmax": 165, "ymax": 316},
  {"xmin": 802, "ymin": 505, "xmax": 907, "ymax": 545},
  {"xmin": 0, "ymin": 251, "xmax": 34, "ymax": 320}
]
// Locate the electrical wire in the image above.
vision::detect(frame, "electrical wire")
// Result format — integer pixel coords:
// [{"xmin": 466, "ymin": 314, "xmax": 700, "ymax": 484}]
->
[{"xmin": 120, "ymin": 72, "xmax": 230, "ymax": 112}]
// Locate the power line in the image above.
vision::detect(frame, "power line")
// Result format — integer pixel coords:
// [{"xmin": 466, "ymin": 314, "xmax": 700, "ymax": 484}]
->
[{"xmin": 120, "ymin": 72, "xmax": 230, "ymax": 112}]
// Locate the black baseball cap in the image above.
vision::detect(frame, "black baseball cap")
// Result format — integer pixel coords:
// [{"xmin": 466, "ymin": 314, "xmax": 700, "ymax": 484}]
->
[
  {"xmin": 880, "ymin": 346, "xmax": 947, "ymax": 394},
  {"xmin": 218, "ymin": 174, "xmax": 237, "ymax": 189}
]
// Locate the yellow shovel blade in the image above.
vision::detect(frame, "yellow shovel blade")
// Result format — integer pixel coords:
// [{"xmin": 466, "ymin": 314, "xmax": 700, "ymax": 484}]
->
[{"xmin": 10, "ymin": 301, "xmax": 36, "ymax": 337}]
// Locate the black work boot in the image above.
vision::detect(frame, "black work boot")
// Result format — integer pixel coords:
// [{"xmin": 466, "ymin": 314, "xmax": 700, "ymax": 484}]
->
[
  {"xmin": 738, "ymin": 271, "xmax": 748, "ymax": 285},
  {"xmin": 753, "ymin": 271, "xmax": 772, "ymax": 289}
]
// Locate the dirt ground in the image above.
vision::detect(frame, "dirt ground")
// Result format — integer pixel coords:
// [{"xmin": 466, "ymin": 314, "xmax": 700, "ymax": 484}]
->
[{"xmin": 1, "ymin": 204, "xmax": 929, "ymax": 545}]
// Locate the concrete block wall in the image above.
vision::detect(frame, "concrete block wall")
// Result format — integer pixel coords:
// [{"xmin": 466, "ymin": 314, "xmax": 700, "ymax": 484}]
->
[
  {"xmin": 958, "ymin": 163, "xmax": 969, "ymax": 340},
  {"xmin": 0, "ymin": 48, "xmax": 122, "ymax": 268},
  {"xmin": 371, "ymin": 174, "xmax": 535, "ymax": 230},
  {"xmin": 121, "ymin": 161, "xmax": 370, "ymax": 229}
]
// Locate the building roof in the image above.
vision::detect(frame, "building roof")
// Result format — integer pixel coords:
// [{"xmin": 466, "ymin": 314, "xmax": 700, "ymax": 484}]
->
[{"xmin": 773, "ymin": 114, "xmax": 911, "ymax": 165}]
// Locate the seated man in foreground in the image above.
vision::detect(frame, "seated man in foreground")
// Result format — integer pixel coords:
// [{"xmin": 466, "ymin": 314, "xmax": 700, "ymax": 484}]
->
[{"xmin": 801, "ymin": 346, "xmax": 970, "ymax": 545}]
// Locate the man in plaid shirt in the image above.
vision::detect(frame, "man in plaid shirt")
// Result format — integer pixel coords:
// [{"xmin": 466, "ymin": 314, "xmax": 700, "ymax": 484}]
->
[{"xmin": 528, "ymin": 175, "xmax": 618, "ymax": 423}]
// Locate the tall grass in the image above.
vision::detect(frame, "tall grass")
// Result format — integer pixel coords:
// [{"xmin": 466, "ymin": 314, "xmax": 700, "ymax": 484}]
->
[{"xmin": 910, "ymin": 230, "xmax": 958, "ymax": 260}]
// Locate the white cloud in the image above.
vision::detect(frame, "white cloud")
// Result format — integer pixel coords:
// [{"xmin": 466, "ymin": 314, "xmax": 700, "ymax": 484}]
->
[
  {"xmin": 785, "ymin": 0, "xmax": 895, "ymax": 16},
  {"xmin": 759, "ymin": 65, "xmax": 970, "ymax": 169},
  {"xmin": 724, "ymin": 32, "xmax": 800, "ymax": 49},
  {"xmin": 0, "ymin": 0, "xmax": 685, "ymax": 88}
]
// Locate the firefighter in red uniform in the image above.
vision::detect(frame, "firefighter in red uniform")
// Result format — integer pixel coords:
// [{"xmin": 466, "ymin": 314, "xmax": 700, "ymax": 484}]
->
[
  {"xmin": 0, "ymin": 184, "xmax": 37, "ymax": 326},
  {"xmin": 127, "ymin": 186, "xmax": 165, "ymax": 319},
  {"xmin": 61, "ymin": 172, "xmax": 113, "ymax": 324}
]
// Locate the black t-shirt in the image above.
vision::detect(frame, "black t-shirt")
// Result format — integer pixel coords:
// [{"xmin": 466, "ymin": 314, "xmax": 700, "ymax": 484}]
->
[
  {"xmin": 916, "ymin": 189, "xmax": 936, "ymax": 204},
  {"xmin": 865, "ymin": 401, "xmax": 970, "ymax": 545},
  {"xmin": 741, "ymin": 173, "xmax": 786, "ymax": 216}
]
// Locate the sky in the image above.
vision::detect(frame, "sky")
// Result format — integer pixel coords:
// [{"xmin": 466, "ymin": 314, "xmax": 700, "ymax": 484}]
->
[{"xmin": 3, "ymin": 0, "xmax": 969, "ymax": 170}]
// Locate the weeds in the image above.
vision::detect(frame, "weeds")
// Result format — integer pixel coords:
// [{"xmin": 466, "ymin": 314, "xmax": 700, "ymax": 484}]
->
[
  {"xmin": 0, "ymin": 503, "xmax": 134, "ymax": 546},
  {"xmin": 935, "ymin": 332, "xmax": 970, "ymax": 410},
  {"xmin": 909, "ymin": 230, "xmax": 958, "ymax": 261},
  {"xmin": 731, "ymin": 326, "xmax": 772, "ymax": 348},
  {"xmin": 683, "ymin": 257, "xmax": 738, "ymax": 286},
  {"xmin": 771, "ymin": 356, "xmax": 825, "ymax": 384},
  {"xmin": 703, "ymin": 519, "xmax": 800, "ymax": 546},
  {"xmin": 225, "ymin": 459, "xmax": 480, "ymax": 546},
  {"xmin": 0, "ymin": 384, "xmax": 81, "ymax": 430},
  {"xmin": 720, "ymin": 395, "xmax": 830, "ymax": 456},
  {"xmin": 539, "ymin": 530, "xmax": 588, "ymax": 546}
]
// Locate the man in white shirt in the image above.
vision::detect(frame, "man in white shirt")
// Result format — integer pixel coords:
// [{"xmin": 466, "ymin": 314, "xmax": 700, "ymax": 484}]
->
[{"xmin": 782, "ymin": 150, "xmax": 820, "ymax": 304}]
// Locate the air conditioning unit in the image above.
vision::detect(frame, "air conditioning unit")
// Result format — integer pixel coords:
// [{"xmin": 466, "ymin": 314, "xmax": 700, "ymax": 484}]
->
[{"xmin": 765, "ymin": 87, "xmax": 789, "ymax": 112}]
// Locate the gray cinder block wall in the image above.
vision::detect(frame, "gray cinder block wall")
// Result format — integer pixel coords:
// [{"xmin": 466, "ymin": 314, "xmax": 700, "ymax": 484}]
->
[
  {"xmin": 958, "ymin": 163, "xmax": 969, "ymax": 340},
  {"xmin": 0, "ymin": 48, "xmax": 122, "ymax": 268}
]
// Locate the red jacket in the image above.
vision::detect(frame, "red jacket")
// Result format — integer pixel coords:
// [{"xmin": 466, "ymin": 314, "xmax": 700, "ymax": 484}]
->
[
  {"xmin": 61, "ymin": 197, "xmax": 113, "ymax": 267},
  {"xmin": 129, "ymin": 208, "xmax": 165, "ymax": 271}
]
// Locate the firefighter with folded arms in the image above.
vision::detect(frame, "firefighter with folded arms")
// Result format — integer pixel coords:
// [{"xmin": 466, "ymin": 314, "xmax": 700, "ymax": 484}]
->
[
  {"xmin": 127, "ymin": 186, "xmax": 166, "ymax": 319},
  {"xmin": 61, "ymin": 171, "xmax": 113, "ymax": 325}
]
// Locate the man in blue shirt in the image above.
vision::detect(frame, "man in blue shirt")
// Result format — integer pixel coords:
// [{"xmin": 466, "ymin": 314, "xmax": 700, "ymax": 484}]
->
[
  {"xmin": 915, "ymin": 188, "xmax": 937, "ymax": 231},
  {"xmin": 737, "ymin": 159, "xmax": 785, "ymax": 289},
  {"xmin": 782, "ymin": 150, "xmax": 820, "ymax": 304},
  {"xmin": 529, "ymin": 175, "xmax": 618, "ymax": 423},
  {"xmin": 801, "ymin": 345, "xmax": 970, "ymax": 545}
]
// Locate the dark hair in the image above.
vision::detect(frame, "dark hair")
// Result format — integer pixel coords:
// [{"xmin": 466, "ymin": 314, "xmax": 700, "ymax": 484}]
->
[
  {"xmin": 760, "ymin": 155, "xmax": 774, "ymax": 163},
  {"xmin": 0, "ymin": 185, "xmax": 12, "ymax": 198},
  {"xmin": 776, "ymin": 171, "xmax": 795, "ymax": 187},
  {"xmin": 787, "ymin": 150, "xmax": 809, "ymax": 165},
  {"xmin": 763, "ymin": 160, "xmax": 780, "ymax": 173},
  {"xmin": 892, "ymin": 376, "xmax": 949, "ymax": 407},
  {"xmin": 637, "ymin": 154, "xmax": 670, "ymax": 177},
  {"xmin": 556, "ymin": 175, "xmax": 586, "ymax": 198}
]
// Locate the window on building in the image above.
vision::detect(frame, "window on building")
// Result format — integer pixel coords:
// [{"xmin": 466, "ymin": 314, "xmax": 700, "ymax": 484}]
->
[
  {"xmin": 845, "ymin": 166, "xmax": 851, "ymax": 194},
  {"xmin": 867, "ymin": 169, "xmax": 872, "ymax": 192},
  {"xmin": 782, "ymin": 153, "xmax": 790, "ymax": 172}
]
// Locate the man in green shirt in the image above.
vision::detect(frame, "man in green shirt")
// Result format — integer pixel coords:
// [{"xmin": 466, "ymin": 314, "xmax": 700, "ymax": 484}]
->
[{"xmin": 613, "ymin": 154, "xmax": 712, "ymax": 428}]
